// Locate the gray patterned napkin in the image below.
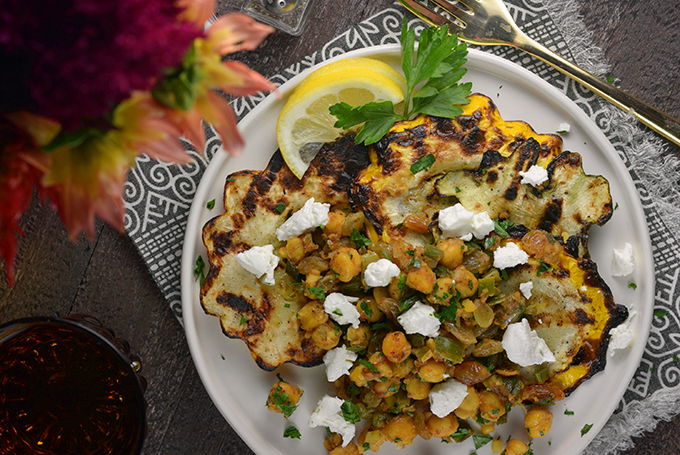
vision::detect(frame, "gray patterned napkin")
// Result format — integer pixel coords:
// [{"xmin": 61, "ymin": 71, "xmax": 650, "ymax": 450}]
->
[{"xmin": 123, "ymin": 1, "xmax": 680, "ymax": 452}]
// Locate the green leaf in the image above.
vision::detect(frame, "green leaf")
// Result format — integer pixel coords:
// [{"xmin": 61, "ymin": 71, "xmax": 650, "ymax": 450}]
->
[
  {"xmin": 564, "ymin": 409, "xmax": 575, "ymax": 415},
  {"xmin": 206, "ymin": 199, "xmax": 215, "ymax": 210},
  {"xmin": 283, "ymin": 425, "xmax": 301, "ymax": 439},
  {"xmin": 473, "ymin": 434, "xmax": 493, "ymax": 449},
  {"xmin": 341, "ymin": 400, "xmax": 361, "ymax": 423},
  {"xmin": 580, "ymin": 423, "xmax": 593, "ymax": 437},
  {"xmin": 350, "ymin": 229, "xmax": 372, "ymax": 248},
  {"xmin": 410, "ymin": 153, "xmax": 436, "ymax": 174},
  {"xmin": 43, "ymin": 127, "xmax": 106, "ymax": 152},
  {"xmin": 194, "ymin": 255, "xmax": 206, "ymax": 286},
  {"xmin": 493, "ymin": 219, "xmax": 513, "ymax": 238},
  {"xmin": 276, "ymin": 202, "xmax": 286, "ymax": 213},
  {"xmin": 654, "ymin": 310, "xmax": 669, "ymax": 318},
  {"xmin": 359, "ymin": 359, "xmax": 379, "ymax": 373},
  {"xmin": 308, "ymin": 287, "xmax": 326, "ymax": 301}
]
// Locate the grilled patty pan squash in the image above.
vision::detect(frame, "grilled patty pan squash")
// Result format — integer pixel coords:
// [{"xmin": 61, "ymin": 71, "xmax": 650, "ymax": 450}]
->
[{"xmin": 200, "ymin": 93, "xmax": 626, "ymax": 395}]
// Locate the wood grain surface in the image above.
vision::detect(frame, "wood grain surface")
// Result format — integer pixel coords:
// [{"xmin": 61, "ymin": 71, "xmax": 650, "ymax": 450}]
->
[{"xmin": 1, "ymin": 1, "xmax": 679, "ymax": 454}]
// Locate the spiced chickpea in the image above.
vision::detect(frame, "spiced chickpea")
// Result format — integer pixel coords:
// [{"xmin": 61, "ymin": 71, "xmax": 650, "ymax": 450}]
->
[
  {"xmin": 478, "ymin": 391, "xmax": 506, "ymax": 422},
  {"xmin": 392, "ymin": 357, "xmax": 415, "ymax": 379},
  {"xmin": 384, "ymin": 414, "xmax": 417, "ymax": 448},
  {"xmin": 372, "ymin": 377, "xmax": 401, "ymax": 398},
  {"xmin": 382, "ymin": 331, "xmax": 412, "ymax": 363},
  {"xmin": 406, "ymin": 263, "xmax": 437, "ymax": 294},
  {"xmin": 418, "ymin": 359, "xmax": 448, "ymax": 383},
  {"xmin": 329, "ymin": 442, "xmax": 361, "ymax": 455},
  {"xmin": 284, "ymin": 236, "xmax": 306, "ymax": 263},
  {"xmin": 426, "ymin": 413, "xmax": 459, "ymax": 438},
  {"xmin": 330, "ymin": 247, "xmax": 362, "ymax": 282},
  {"xmin": 437, "ymin": 238, "xmax": 466, "ymax": 269},
  {"xmin": 357, "ymin": 427, "xmax": 386, "ymax": 453},
  {"xmin": 297, "ymin": 301, "xmax": 328, "ymax": 331},
  {"xmin": 524, "ymin": 406, "xmax": 553, "ymax": 438},
  {"xmin": 311, "ymin": 321, "xmax": 341, "ymax": 350},
  {"xmin": 346, "ymin": 324, "xmax": 370, "ymax": 349},
  {"xmin": 454, "ymin": 387, "xmax": 480, "ymax": 419},
  {"xmin": 404, "ymin": 374, "xmax": 431, "ymax": 400},
  {"xmin": 356, "ymin": 296, "xmax": 382, "ymax": 322},
  {"xmin": 325, "ymin": 211, "xmax": 346, "ymax": 237},
  {"xmin": 450, "ymin": 266, "xmax": 478, "ymax": 299},
  {"xmin": 502, "ymin": 439, "xmax": 530, "ymax": 455},
  {"xmin": 266, "ymin": 381, "xmax": 303, "ymax": 415},
  {"xmin": 428, "ymin": 276, "xmax": 456, "ymax": 303}
]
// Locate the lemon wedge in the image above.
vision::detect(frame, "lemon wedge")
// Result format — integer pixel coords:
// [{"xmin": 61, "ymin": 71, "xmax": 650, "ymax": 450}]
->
[{"xmin": 276, "ymin": 58, "xmax": 406, "ymax": 179}]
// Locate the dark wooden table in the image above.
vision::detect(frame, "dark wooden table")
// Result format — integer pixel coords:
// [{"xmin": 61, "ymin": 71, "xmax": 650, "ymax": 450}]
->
[{"xmin": 1, "ymin": 1, "xmax": 679, "ymax": 453}]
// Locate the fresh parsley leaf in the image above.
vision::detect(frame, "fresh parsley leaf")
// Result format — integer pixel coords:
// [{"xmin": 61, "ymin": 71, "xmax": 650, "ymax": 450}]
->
[
  {"xmin": 580, "ymin": 423, "xmax": 593, "ymax": 437},
  {"xmin": 194, "ymin": 255, "xmax": 206, "ymax": 286},
  {"xmin": 628, "ymin": 282, "xmax": 637, "ymax": 289},
  {"xmin": 226, "ymin": 177, "xmax": 235, "ymax": 182},
  {"xmin": 360, "ymin": 300, "xmax": 373, "ymax": 318},
  {"xmin": 330, "ymin": 19, "xmax": 471, "ymax": 146},
  {"xmin": 484, "ymin": 237, "xmax": 496, "ymax": 249},
  {"xmin": 537, "ymin": 260, "xmax": 552, "ymax": 277},
  {"xmin": 410, "ymin": 153, "xmax": 436, "ymax": 174},
  {"xmin": 606, "ymin": 76, "xmax": 615, "ymax": 84},
  {"xmin": 341, "ymin": 400, "xmax": 361, "ymax": 423},
  {"xmin": 654, "ymin": 310, "xmax": 669, "ymax": 318},
  {"xmin": 493, "ymin": 219, "xmax": 513, "ymax": 238},
  {"xmin": 350, "ymin": 228, "xmax": 372, "ymax": 248},
  {"xmin": 308, "ymin": 287, "xmax": 326, "ymax": 301},
  {"xmin": 359, "ymin": 359, "xmax": 379, "ymax": 373},
  {"xmin": 450, "ymin": 426, "xmax": 472, "ymax": 441},
  {"xmin": 564, "ymin": 409, "xmax": 575, "ymax": 415},
  {"xmin": 276, "ymin": 202, "xmax": 286, "ymax": 213},
  {"xmin": 283, "ymin": 425, "xmax": 301, "ymax": 439},
  {"xmin": 268, "ymin": 383, "xmax": 298, "ymax": 419},
  {"xmin": 473, "ymin": 434, "xmax": 493, "ymax": 449},
  {"xmin": 239, "ymin": 314, "xmax": 247, "ymax": 326},
  {"xmin": 206, "ymin": 199, "xmax": 215, "ymax": 210}
]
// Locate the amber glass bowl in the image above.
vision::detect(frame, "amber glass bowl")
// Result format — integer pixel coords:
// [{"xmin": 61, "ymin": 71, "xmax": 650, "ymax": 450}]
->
[{"xmin": 0, "ymin": 315, "xmax": 146, "ymax": 455}]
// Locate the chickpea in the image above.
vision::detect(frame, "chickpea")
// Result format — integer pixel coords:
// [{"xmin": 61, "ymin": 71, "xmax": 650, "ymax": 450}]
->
[
  {"xmin": 349, "ymin": 362, "xmax": 379, "ymax": 387},
  {"xmin": 368, "ymin": 352, "xmax": 394, "ymax": 379},
  {"xmin": 383, "ymin": 414, "xmax": 417, "ymax": 448},
  {"xmin": 406, "ymin": 263, "xmax": 436, "ymax": 294},
  {"xmin": 502, "ymin": 439, "xmax": 530, "ymax": 455},
  {"xmin": 266, "ymin": 381, "xmax": 303, "ymax": 415},
  {"xmin": 404, "ymin": 374, "xmax": 431, "ymax": 400},
  {"xmin": 325, "ymin": 211, "xmax": 346, "ymax": 237},
  {"xmin": 428, "ymin": 276, "xmax": 456, "ymax": 303},
  {"xmin": 479, "ymin": 422, "xmax": 495, "ymax": 435},
  {"xmin": 392, "ymin": 357, "xmax": 415, "ymax": 379},
  {"xmin": 454, "ymin": 387, "xmax": 480, "ymax": 419},
  {"xmin": 357, "ymin": 427, "xmax": 386, "ymax": 453},
  {"xmin": 330, "ymin": 247, "xmax": 362, "ymax": 282},
  {"xmin": 329, "ymin": 442, "xmax": 361, "ymax": 455},
  {"xmin": 372, "ymin": 377, "xmax": 401, "ymax": 398},
  {"xmin": 382, "ymin": 332, "xmax": 412, "ymax": 363},
  {"xmin": 437, "ymin": 238, "xmax": 466, "ymax": 269},
  {"xmin": 418, "ymin": 359, "xmax": 448, "ymax": 383},
  {"xmin": 346, "ymin": 324, "xmax": 370, "ymax": 349},
  {"xmin": 305, "ymin": 270, "xmax": 322, "ymax": 291},
  {"xmin": 451, "ymin": 266, "xmax": 478, "ymax": 299},
  {"xmin": 479, "ymin": 391, "xmax": 506, "ymax": 422},
  {"xmin": 311, "ymin": 321, "xmax": 341, "ymax": 350},
  {"xmin": 492, "ymin": 439, "xmax": 504, "ymax": 454},
  {"xmin": 426, "ymin": 413, "xmax": 459, "ymax": 438},
  {"xmin": 284, "ymin": 236, "xmax": 306, "ymax": 263},
  {"xmin": 297, "ymin": 301, "xmax": 328, "ymax": 331},
  {"xmin": 524, "ymin": 406, "xmax": 553, "ymax": 438},
  {"xmin": 357, "ymin": 297, "xmax": 383, "ymax": 322}
]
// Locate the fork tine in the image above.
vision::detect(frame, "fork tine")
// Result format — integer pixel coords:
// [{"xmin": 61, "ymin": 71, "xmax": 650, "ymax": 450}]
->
[
  {"xmin": 397, "ymin": 0, "xmax": 454, "ymax": 28},
  {"xmin": 429, "ymin": 0, "xmax": 472, "ymax": 20}
]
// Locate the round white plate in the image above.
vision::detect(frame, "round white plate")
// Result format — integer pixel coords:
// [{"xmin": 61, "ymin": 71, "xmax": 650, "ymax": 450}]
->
[{"xmin": 181, "ymin": 45, "xmax": 653, "ymax": 455}]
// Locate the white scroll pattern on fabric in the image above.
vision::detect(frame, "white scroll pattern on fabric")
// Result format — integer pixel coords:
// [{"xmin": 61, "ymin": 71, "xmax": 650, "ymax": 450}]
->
[{"xmin": 122, "ymin": 2, "xmax": 680, "ymax": 453}]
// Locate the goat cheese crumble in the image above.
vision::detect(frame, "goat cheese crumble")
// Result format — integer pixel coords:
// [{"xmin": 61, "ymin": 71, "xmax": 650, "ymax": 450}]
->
[
  {"xmin": 275, "ymin": 198, "xmax": 330, "ymax": 241},
  {"xmin": 235, "ymin": 244, "xmax": 279, "ymax": 285},
  {"xmin": 502, "ymin": 318, "xmax": 555, "ymax": 366},
  {"xmin": 364, "ymin": 259, "xmax": 401, "ymax": 287},
  {"xmin": 608, "ymin": 311, "xmax": 636, "ymax": 355},
  {"xmin": 397, "ymin": 301, "xmax": 440, "ymax": 337},
  {"xmin": 519, "ymin": 165, "xmax": 549, "ymax": 187},
  {"xmin": 611, "ymin": 242, "xmax": 636, "ymax": 277},
  {"xmin": 519, "ymin": 281, "xmax": 533, "ymax": 299},
  {"xmin": 429, "ymin": 378, "xmax": 469, "ymax": 418},
  {"xmin": 324, "ymin": 293, "xmax": 361, "ymax": 328},
  {"xmin": 438, "ymin": 203, "xmax": 494, "ymax": 240},
  {"xmin": 557, "ymin": 122, "xmax": 571, "ymax": 133},
  {"xmin": 493, "ymin": 242, "xmax": 529, "ymax": 269},
  {"xmin": 309, "ymin": 395, "xmax": 355, "ymax": 446},
  {"xmin": 324, "ymin": 345, "xmax": 358, "ymax": 382}
]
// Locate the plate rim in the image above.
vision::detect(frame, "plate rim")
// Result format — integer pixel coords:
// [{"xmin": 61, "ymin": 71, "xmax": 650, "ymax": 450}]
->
[{"xmin": 180, "ymin": 43, "xmax": 654, "ymax": 455}]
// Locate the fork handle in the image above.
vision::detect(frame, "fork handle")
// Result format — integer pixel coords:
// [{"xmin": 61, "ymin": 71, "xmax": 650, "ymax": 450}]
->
[{"xmin": 517, "ymin": 35, "xmax": 680, "ymax": 148}]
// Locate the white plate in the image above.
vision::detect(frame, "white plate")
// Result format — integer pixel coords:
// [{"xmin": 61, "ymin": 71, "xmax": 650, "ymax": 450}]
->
[{"xmin": 181, "ymin": 45, "xmax": 653, "ymax": 455}]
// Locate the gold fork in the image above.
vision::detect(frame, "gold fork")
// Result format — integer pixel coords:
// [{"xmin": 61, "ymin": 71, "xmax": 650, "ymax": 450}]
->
[{"xmin": 398, "ymin": 0, "xmax": 680, "ymax": 148}]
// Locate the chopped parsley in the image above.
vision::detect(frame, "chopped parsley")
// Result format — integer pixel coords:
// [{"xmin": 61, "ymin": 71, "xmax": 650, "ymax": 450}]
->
[
  {"xmin": 308, "ymin": 287, "xmax": 326, "ymax": 301},
  {"xmin": 350, "ymin": 228, "xmax": 372, "ymax": 248},
  {"xmin": 564, "ymin": 409, "xmax": 575, "ymax": 415},
  {"xmin": 473, "ymin": 434, "xmax": 493, "ymax": 449},
  {"xmin": 267, "ymin": 381, "xmax": 298, "ymax": 419},
  {"xmin": 206, "ymin": 199, "xmax": 215, "ymax": 210},
  {"xmin": 580, "ymin": 423, "xmax": 593, "ymax": 437},
  {"xmin": 410, "ymin": 153, "xmax": 436, "ymax": 174},
  {"xmin": 628, "ymin": 282, "xmax": 637, "ymax": 289},
  {"xmin": 341, "ymin": 400, "xmax": 361, "ymax": 423},
  {"xmin": 283, "ymin": 425, "xmax": 301, "ymax": 439},
  {"xmin": 536, "ymin": 260, "xmax": 552, "ymax": 277},
  {"xmin": 193, "ymin": 255, "xmax": 206, "ymax": 286},
  {"xmin": 360, "ymin": 300, "xmax": 373, "ymax": 317},
  {"xmin": 493, "ymin": 218, "xmax": 513, "ymax": 238},
  {"xmin": 239, "ymin": 314, "xmax": 247, "ymax": 326},
  {"xmin": 276, "ymin": 202, "xmax": 286, "ymax": 213},
  {"xmin": 359, "ymin": 359, "xmax": 379, "ymax": 373},
  {"xmin": 654, "ymin": 310, "xmax": 669, "ymax": 318}
]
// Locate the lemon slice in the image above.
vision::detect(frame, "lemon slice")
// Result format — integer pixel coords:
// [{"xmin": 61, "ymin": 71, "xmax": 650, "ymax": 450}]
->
[{"xmin": 276, "ymin": 58, "xmax": 406, "ymax": 179}]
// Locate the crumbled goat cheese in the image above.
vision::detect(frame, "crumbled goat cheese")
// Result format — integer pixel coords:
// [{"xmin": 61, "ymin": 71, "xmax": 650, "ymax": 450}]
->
[
  {"xmin": 558, "ymin": 122, "xmax": 571, "ymax": 133},
  {"xmin": 275, "ymin": 198, "xmax": 330, "ymax": 241},
  {"xmin": 438, "ymin": 203, "xmax": 494, "ymax": 240},
  {"xmin": 519, "ymin": 281, "xmax": 533, "ymax": 299},
  {"xmin": 324, "ymin": 345, "xmax": 358, "ymax": 382},
  {"xmin": 235, "ymin": 244, "xmax": 279, "ymax": 285},
  {"xmin": 612, "ymin": 242, "xmax": 636, "ymax": 277},
  {"xmin": 608, "ymin": 311, "xmax": 636, "ymax": 356},
  {"xmin": 397, "ymin": 302, "xmax": 440, "ymax": 337},
  {"xmin": 309, "ymin": 395, "xmax": 355, "ymax": 446},
  {"xmin": 519, "ymin": 165, "xmax": 549, "ymax": 187},
  {"xmin": 324, "ymin": 293, "xmax": 361, "ymax": 328},
  {"xmin": 493, "ymin": 242, "xmax": 529, "ymax": 269},
  {"xmin": 364, "ymin": 259, "xmax": 401, "ymax": 287},
  {"xmin": 502, "ymin": 318, "xmax": 556, "ymax": 366},
  {"xmin": 429, "ymin": 379, "xmax": 469, "ymax": 418}
]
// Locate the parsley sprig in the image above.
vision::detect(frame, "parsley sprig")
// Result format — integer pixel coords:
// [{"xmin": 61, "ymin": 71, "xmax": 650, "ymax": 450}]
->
[{"xmin": 329, "ymin": 19, "xmax": 472, "ymax": 145}]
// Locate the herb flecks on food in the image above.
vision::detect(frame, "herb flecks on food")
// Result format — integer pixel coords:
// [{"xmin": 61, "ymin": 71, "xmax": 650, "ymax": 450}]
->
[
  {"xmin": 194, "ymin": 255, "xmax": 206, "ymax": 286},
  {"xmin": 330, "ymin": 19, "xmax": 472, "ymax": 145},
  {"xmin": 341, "ymin": 400, "xmax": 361, "ymax": 423},
  {"xmin": 283, "ymin": 425, "xmax": 301, "ymax": 439}
]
